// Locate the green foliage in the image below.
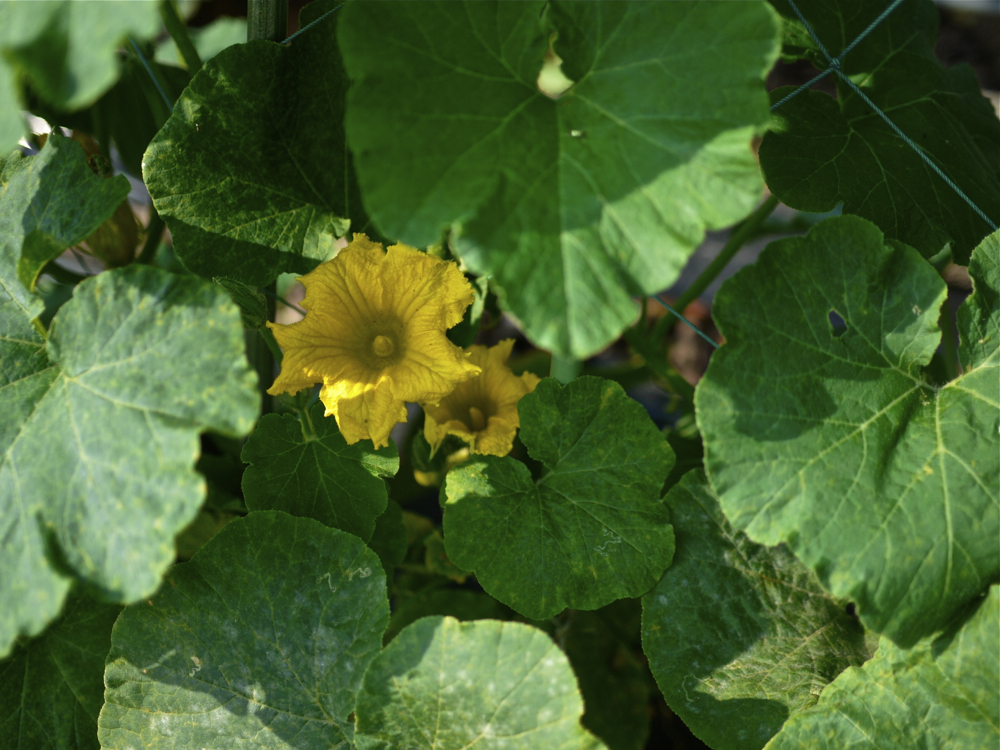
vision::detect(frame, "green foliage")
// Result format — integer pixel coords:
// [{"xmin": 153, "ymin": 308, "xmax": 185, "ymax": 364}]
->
[
  {"xmin": 242, "ymin": 402, "xmax": 399, "ymax": 540},
  {"xmin": 0, "ymin": 0, "xmax": 161, "ymax": 152},
  {"xmin": 443, "ymin": 377, "xmax": 675, "ymax": 619},
  {"xmin": 0, "ymin": 590, "xmax": 120, "ymax": 750},
  {"xmin": 642, "ymin": 471, "xmax": 873, "ymax": 750},
  {"xmin": 355, "ymin": 616, "xmax": 606, "ymax": 750},
  {"xmin": 0, "ymin": 1, "xmax": 996, "ymax": 747},
  {"xmin": 144, "ymin": 1, "xmax": 363, "ymax": 284},
  {"xmin": 765, "ymin": 585, "xmax": 999, "ymax": 749},
  {"xmin": 760, "ymin": 0, "xmax": 1000, "ymax": 263},
  {"xmin": 339, "ymin": 0, "xmax": 780, "ymax": 357},
  {"xmin": 0, "ymin": 262, "xmax": 258, "ymax": 656},
  {"xmin": 99, "ymin": 511, "xmax": 390, "ymax": 750},
  {"xmin": 698, "ymin": 217, "xmax": 998, "ymax": 646}
]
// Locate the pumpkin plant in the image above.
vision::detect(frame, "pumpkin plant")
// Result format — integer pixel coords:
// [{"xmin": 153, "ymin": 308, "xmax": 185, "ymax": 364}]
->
[{"xmin": 0, "ymin": 1, "xmax": 996, "ymax": 749}]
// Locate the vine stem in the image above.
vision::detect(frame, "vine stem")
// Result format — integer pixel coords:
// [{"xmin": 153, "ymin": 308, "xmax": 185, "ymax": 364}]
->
[
  {"xmin": 246, "ymin": 0, "xmax": 287, "ymax": 413},
  {"xmin": 653, "ymin": 194, "xmax": 780, "ymax": 340},
  {"xmin": 550, "ymin": 354, "xmax": 581, "ymax": 383},
  {"xmin": 159, "ymin": 0, "xmax": 203, "ymax": 74}
]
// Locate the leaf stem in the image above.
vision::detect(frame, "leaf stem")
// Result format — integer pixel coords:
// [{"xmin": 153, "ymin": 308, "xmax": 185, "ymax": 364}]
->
[
  {"xmin": 550, "ymin": 355, "xmax": 581, "ymax": 383},
  {"xmin": 653, "ymin": 194, "xmax": 780, "ymax": 340},
  {"xmin": 135, "ymin": 207, "xmax": 165, "ymax": 265},
  {"xmin": 159, "ymin": 0, "xmax": 203, "ymax": 74}
]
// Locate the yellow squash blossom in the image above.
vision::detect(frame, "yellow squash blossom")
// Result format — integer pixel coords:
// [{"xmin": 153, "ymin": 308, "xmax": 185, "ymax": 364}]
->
[
  {"xmin": 267, "ymin": 234, "xmax": 480, "ymax": 449},
  {"xmin": 423, "ymin": 339, "xmax": 541, "ymax": 457}
]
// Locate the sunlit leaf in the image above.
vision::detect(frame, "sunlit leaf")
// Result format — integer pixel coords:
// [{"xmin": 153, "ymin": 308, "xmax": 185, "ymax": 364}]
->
[
  {"xmin": 355, "ymin": 616, "xmax": 606, "ymax": 750},
  {"xmin": 0, "ymin": 264, "xmax": 258, "ymax": 657}
]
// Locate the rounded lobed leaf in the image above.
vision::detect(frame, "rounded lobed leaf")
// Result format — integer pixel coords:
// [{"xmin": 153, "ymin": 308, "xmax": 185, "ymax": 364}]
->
[
  {"xmin": 339, "ymin": 0, "xmax": 780, "ymax": 357},
  {"xmin": 144, "ymin": 1, "xmax": 366, "ymax": 285},
  {"xmin": 0, "ymin": 264, "xmax": 259, "ymax": 657},
  {"xmin": 443, "ymin": 376, "xmax": 675, "ymax": 620},
  {"xmin": 696, "ymin": 216, "xmax": 999, "ymax": 646},
  {"xmin": 99, "ymin": 511, "xmax": 390, "ymax": 750},
  {"xmin": 241, "ymin": 403, "xmax": 399, "ymax": 542},
  {"xmin": 355, "ymin": 616, "xmax": 606, "ymax": 750},
  {"xmin": 642, "ymin": 471, "xmax": 873, "ymax": 750}
]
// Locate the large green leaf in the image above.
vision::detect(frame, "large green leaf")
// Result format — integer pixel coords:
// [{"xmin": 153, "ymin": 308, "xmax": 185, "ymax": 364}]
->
[
  {"xmin": 0, "ymin": 132, "xmax": 129, "ymax": 292},
  {"xmin": 443, "ymin": 376, "xmax": 675, "ymax": 619},
  {"xmin": 0, "ymin": 264, "xmax": 259, "ymax": 657},
  {"xmin": 0, "ymin": 0, "xmax": 161, "ymax": 152},
  {"xmin": 339, "ymin": 1, "xmax": 779, "ymax": 357},
  {"xmin": 100, "ymin": 511, "xmax": 390, "ymax": 750},
  {"xmin": 144, "ymin": 0, "xmax": 368, "ymax": 285},
  {"xmin": 759, "ymin": 0, "xmax": 1000, "ymax": 263},
  {"xmin": 696, "ymin": 216, "xmax": 999, "ymax": 647},
  {"xmin": 642, "ymin": 471, "xmax": 873, "ymax": 750},
  {"xmin": 0, "ymin": 590, "xmax": 121, "ymax": 750},
  {"xmin": 765, "ymin": 585, "xmax": 999, "ymax": 749},
  {"xmin": 241, "ymin": 403, "xmax": 399, "ymax": 542},
  {"xmin": 355, "ymin": 616, "xmax": 606, "ymax": 750}
]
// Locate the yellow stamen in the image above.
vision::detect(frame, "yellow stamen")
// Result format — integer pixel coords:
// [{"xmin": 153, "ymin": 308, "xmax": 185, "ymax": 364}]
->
[{"xmin": 372, "ymin": 335, "xmax": 394, "ymax": 357}]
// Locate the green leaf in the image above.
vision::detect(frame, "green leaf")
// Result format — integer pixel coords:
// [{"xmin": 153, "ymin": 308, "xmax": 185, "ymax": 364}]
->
[
  {"xmin": 241, "ymin": 403, "xmax": 399, "ymax": 542},
  {"xmin": 759, "ymin": 0, "xmax": 1000, "ymax": 263},
  {"xmin": 443, "ymin": 376, "xmax": 675, "ymax": 619},
  {"xmin": 0, "ymin": 590, "xmax": 121, "ymax": 750},
  {"xmin": 0, "ymin": 264, "xmax": 259, "ymax": 657},
  {"xmin": 355, "ymin": 616, "xmax": 606, "ymax": 750},
  {"xmin": 144, "ymin": 0, "xmax": 367, "ymax": 285},
  {"xmin": 696, "ymin": 216, "xmax": 999, "ymax": 646},
  {"xmin": 339, "ymin": 1, "xmax": 780, "ymax": 357},
  {"xmin": 99, "ymin": 511, "xmax": 390, "ymax": 750},
  {"xmin": 765, "ymin": 585, "xmax": 999, "ymax": 749},
  {"xmin": 642, "ymin": 471, "xmax": 872, "ymax": 750},
  {"xmin": 0, "ymin": 0, "xmax": 161, "ymax": 152},
  {"xmin": 0, "ymin": 133, "xmax": 129, "ymax": 293},
  {"xmin": 367, "ymin": 499, "xmax": 407, "ymax": 575}
]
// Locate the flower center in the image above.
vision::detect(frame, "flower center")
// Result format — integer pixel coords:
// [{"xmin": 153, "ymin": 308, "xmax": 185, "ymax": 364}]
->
[
  {"xmin": 468, "ymin": 406, "xmax": 488, "ymax": 432},
  {"xmin": 372, "ymin": 335, "xmax": 395, "ymax": 358}
]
